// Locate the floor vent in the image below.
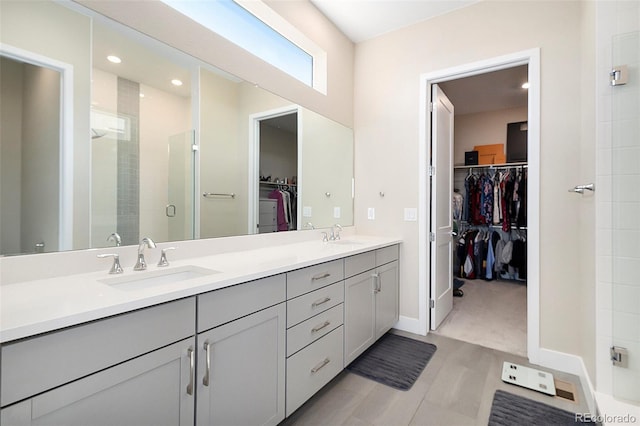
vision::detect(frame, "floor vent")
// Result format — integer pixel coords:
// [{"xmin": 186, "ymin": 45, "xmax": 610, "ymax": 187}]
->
[{"xmin": 554, "ymin": 379, "xmax": 577, "ymax": 402}]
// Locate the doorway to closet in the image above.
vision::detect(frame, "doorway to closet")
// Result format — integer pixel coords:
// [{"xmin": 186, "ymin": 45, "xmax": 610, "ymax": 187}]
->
[
  {"xmin": 256, "ymin": 111, "xmax": 299, "ymax": 233},
  {"xmin": 421, "ymin": 50, "xmax": 541, "ymax": 362}
]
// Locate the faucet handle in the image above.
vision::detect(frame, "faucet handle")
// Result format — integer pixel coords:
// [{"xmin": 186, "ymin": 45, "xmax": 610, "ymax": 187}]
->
[
  {"xmin": 97, "ymin": 253, "xmax": 124, "ymax": 274},
  {"xmin": 334, "ymin": 224, "xmax": 342, "ymax": 240},
  {"xmin": 158, "ymin": 247, "xmax": 176, "ymax": 267}
]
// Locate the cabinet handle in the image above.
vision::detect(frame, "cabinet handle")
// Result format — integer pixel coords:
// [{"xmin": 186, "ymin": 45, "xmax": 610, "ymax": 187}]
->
[
  {"xmin": 203, "ymin": 341, "xmax": 211, "ymax": 387},
  {"xmin": 311, "ymin": 321, "xmax": 331, "ymax": 333},
  {"xmin": 311, "ymin": 272, "xmax": 330, "ymax": 281},
  {"xmin": 187, "ymin": 347, "xmax": 195, "ymax": 396},
  {"xmin": 310, "ymin": 358, "xmax": 331, "ymax": 374},
  {"xmin": 311, "ymin": 297, "xmax": 331, "ymax": 308},
  {"xmin": 372, "ymin": 272, "xmax": 380, "ymax": 293}
]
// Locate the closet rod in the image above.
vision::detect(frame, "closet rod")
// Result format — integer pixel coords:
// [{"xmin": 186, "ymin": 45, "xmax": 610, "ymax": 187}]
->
[{"xmin": 454, "ymin": 162, "xmax": 527, "ymax": 170}]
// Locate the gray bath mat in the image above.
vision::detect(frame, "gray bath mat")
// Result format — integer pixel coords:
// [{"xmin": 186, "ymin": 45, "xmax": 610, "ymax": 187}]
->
[
  {"xmin": 346, "ymin": 333, "xmax": 436, "ymax": 391},
  {"xmin": 488, "ymin": 390, "xmax": 595, "ymax": 425}
]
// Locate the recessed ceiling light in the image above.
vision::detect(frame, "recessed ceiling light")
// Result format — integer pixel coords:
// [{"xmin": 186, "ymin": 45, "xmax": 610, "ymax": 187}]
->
[
  {"xmin": 171, "ymin": 79, "xmax": 183, "ymax": 86},
  {"xmin": 521, "ymin": 82, "xmax": 530, "ymax": 89},
  {"xmin": 107, "ymin": 55, "xmax": 122, "ymax": 64}
]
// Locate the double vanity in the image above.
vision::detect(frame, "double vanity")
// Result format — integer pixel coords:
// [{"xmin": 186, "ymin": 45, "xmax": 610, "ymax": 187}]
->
[{"xmin": 0, "ymin": 234, "xmax": 400, "ymax": 425}]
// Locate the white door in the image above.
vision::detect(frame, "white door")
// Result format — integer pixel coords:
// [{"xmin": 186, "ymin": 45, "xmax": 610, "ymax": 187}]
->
[{"xmin": 430, "ymin": 84, "xmax": 455, "ymax": 330}]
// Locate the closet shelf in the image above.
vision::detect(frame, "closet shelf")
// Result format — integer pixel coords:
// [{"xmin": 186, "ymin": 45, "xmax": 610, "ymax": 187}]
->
[
  {"xmin": 454, "ymin": 162, "xmax": 527, "ymax": 170},
  {"xmin": 259, "ymin": 181, "xmax": 297, "ymax": 186},
  {"xmin": 460, "ymin": 222, "xmax": 527, "ymax": 231}
]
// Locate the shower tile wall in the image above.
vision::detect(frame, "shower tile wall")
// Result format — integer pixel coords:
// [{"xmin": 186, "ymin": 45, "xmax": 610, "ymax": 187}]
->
[
  {"xmin": 116, "ymin": 77, "xmax": 140, "ymax": 246},
  {"xmin": 595, "ymin": 0, "xmax": 640, "ymax": 403}
]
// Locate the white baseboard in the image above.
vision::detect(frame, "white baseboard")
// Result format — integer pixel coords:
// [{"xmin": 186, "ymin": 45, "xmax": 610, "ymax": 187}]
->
[
  {"xmin": 536, "ymin": 348, "xmax": 597, "ymax": 415},
  {"xmin": 394, "ymin": 315, "xmax": 427, "ymax": 336}
]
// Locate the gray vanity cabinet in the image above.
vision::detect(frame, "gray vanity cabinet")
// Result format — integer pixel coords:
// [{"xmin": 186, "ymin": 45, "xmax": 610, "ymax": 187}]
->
[
  {"xmin": 195, "ymin": 274, "xmax": 286, "ymax": 426},
  {"xmin": 344, "ymin": 245, "xmax": 399, "ymax": 366},
  {"xmin": 0, "ymin": 297, "xmax": 197, "ymax": 426},
  {"xmin": 1, "ymin": 338, "xmax": 196, "ymax": 426}
]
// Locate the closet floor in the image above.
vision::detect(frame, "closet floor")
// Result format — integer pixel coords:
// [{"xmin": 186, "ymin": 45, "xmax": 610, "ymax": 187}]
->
[{"xmin": 434, "ymin": 279, "xmax": 527, "ymax": 357}]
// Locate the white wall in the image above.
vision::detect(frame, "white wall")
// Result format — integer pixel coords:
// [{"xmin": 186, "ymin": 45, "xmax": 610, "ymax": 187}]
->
[
  {"xmin": 260, "ymin": 124, "xmax": 297, "ymax": 182},
  {"xmin": 453, "ymin": 106, "xmax": 527, "ymax": 165},
  {"xmin": 1, "ymin": 0, "xmax": 92, "ymax": 250},
  {"xmin": 354, "ymin": 0, "xmax": 596, "ymax": 373}
]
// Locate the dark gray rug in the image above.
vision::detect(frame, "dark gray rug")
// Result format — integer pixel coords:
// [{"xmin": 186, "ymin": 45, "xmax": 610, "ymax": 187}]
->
[
  {"xmin": 346, "ymin": 333, "xmax": 437, "ymax": 391},
  {"xmin": 488, "ymin": 390, "xmax": 596, "ymax": 425}
]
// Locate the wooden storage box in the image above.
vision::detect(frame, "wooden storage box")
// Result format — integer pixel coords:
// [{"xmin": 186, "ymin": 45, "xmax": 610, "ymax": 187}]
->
[{"xmin": 473, "ymin": 144, "xmax": 505, "ymax": 165}]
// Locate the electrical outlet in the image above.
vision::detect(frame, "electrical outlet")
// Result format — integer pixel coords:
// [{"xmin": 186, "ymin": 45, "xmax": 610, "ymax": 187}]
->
[
  {"xmin": 303, "ymin": 206, "xmax": 312, "ymax": 217},
  {"xmin": 333, "ymin": 207, "xmax": 341, "ymax": 218},
  {"xmin": 367, "ymin": 207, "xmax": 375, "ymax": 220}
]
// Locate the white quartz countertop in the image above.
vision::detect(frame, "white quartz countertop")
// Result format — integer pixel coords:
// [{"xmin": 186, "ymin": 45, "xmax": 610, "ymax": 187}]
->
[{"xmin": 0, "ymin": 236, "xmax": 400, "ymax": 343}]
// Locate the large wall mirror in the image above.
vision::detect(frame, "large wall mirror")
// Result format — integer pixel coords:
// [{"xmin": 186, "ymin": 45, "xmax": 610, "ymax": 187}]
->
[{"xmin": 0, "ymin": 0, "xmax": 354, "ymax": 256}]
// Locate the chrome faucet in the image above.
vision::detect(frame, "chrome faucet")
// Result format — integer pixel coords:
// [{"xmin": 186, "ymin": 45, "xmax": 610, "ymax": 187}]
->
[
  {"xmin": 305, "ymin": 222, "xmax": 315, "ymax": 230},
  {"xmin": 134, "ymin": 237, "xmax": 157, "ymax": 271},
  {"xmin": 330, "ymin": 224, "xmax": 342, "ymax": 241},
  {"xmin": 107, "ymin": 232, "xmax": 121, "ymax": 247}
]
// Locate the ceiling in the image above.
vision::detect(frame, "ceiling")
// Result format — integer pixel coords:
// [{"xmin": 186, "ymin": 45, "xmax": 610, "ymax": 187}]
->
[
  {"xmin": 310, "ymin": 0, "xmax": 480, "ymax": 43},
  {"xmin": 310, "ymin": 0, "xmax": 527, "ymax": 115}
]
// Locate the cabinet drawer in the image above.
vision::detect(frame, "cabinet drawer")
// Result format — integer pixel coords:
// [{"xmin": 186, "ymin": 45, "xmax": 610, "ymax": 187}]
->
[
  {"xmin": 1, "ymin": 297, "xmax": 195, "ymax": 407},
  {"xmin": 344, "ymin": 251, "xmax": 375, "ymax": 278},
  {"xmin": 198, "ymin": 274, "xmax": 286, "ymax": 333},
  {"xmin": 287, "ymin": 304, "xmax": 343, "ymax": 357},
  {"xmin": 376, "ymin": 245, "xmax": 399, "ymax": 266},
  {"xmin": 286, "ymin": 326, "xmax": 344, "ymax": 417},
  {"xmin": 287, "ymin": 281, "xmax": 344, "ymax": 328},
  {"xmin": 287, "ymin": 259, "xmax": 343, "ymax": 299}
]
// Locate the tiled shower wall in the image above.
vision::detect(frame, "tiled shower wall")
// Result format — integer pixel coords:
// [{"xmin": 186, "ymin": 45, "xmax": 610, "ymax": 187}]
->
[
  {"xmin": 595, "ymin": 0, "xmax": 640, "ymax": 403},
  {"xmin": 116, "ymin": 77, "xmax": 140, "ymax": 247}
]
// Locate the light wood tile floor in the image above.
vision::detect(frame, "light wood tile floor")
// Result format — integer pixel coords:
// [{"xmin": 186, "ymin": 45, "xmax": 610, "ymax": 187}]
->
[{"xmin": 281, "ymin": 331, "xmax": 592, "ymax": 426}]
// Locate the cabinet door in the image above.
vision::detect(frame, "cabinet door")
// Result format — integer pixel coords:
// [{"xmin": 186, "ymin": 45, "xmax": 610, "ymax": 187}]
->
[
  {"xmin": 375, "ymin": 260, "xmax": 399, "ymax": 339},
  {"xmin": 196, "ymin": 303, "xmax": 286, "ymax": 426},
  {"xmin": 1, "ymin": 338, "xmax": 196, "ymax": 426},
  {"xmin": 344, "ymin": 271, "xmax": 376, "ymax": 366}
]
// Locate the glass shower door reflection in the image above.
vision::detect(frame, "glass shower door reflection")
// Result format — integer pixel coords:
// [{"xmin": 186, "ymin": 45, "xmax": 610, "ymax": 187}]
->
[{"xmin": 167, "ymin": 130, "xmax": 195, "ymax": 242}]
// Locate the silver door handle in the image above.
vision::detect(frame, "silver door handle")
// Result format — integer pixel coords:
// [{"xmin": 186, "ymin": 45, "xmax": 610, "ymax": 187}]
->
[
  {"xmin": 311, "ymin": 272, "xmax": 330, "ymax": 281},
  {"xmin": 310, "ymin": 358, "xmax": 330, "ymax": 374},
  {"xmin": 372, "ymin": 272, "xmax": 380, "ymax": 293},
  {"xmin": 203, "ymin": 341, "xmax": 211, "ymax": 387},
  {"xmin": 311, "ymin": 321, "xmax": 331, "ymax": 333},
  {"xmin": 568, "ymin": 183, "xmax": 594, "ymax": 193},
  {"xmin": 311, "ymin": 297, "xmax": 331, "ymax": 308},
  {"xmin": 187, "ymin": 347, "xmax": 194, "ymax": 396}
]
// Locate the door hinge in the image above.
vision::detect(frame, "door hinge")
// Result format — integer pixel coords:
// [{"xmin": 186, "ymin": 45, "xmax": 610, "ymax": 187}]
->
[
  {"xmin": 430, "ymin": 299, "xmax": 435, "ymax": 309},
  {"xmin": 428, "ymin": 166, "xmax": 435, "ymax": 176},
  {"xmin": 429, "ymin": 102, "xmax": 434, "ymax": 112},
  {"xmin": 429, "ymin": 232, "xmax": 435, "ymax": 242},
  {"xmin": 611, "ymin": 346, "xmax": 628, "ymax": 367}
]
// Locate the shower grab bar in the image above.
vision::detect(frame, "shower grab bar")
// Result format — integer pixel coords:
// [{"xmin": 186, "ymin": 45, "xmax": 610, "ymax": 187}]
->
[{"xmin": 203, "ymin": 192, "xmax": 236, "ymax": 199}]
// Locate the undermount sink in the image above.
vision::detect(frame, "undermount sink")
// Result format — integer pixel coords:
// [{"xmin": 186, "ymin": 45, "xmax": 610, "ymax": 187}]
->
[{"xmin": 100, "ymin": 265, "xmax": 219, "ymax": 291}]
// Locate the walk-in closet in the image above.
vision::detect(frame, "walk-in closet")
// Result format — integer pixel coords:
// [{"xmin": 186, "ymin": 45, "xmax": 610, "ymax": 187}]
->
[
  {"xmin": 258, "ymin": 113, "xmax": 298, "ymax": 233},
  {"xmin": 434, "ymin": 66, "xmax": 529, "ymax": 357}
]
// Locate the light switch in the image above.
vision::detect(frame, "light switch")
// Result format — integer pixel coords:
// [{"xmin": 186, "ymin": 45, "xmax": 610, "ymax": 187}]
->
[
  {"xmin": 303, "ymin": 206, "xmax": 312, "ymax": 217},
  {"xmin": 334, "ymin": 207, "xmax": 341, "ymax": 218},
  {"xmin": 404, "ymin": 208, "xmax": 417, "ymax": 221},
  {"xmin": 367, "ymin": 207, "xmax": 375, "ymax": 220}
]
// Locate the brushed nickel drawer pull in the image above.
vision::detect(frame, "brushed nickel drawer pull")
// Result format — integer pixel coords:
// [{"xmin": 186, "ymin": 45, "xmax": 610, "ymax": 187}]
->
[
  {"xmin": 311, "ymin": 358, "xmax": 330, "ymax": 374},
  {"xmin": 311, "ymin": 321, "xmax": 331, "ymax": 333},
  {"xmin": 187, "ymin": 347, "xmax": 195, "ymax": 396},
  {"xmin": 312, "ymin": 297, "xmax": 331, "ymax": 308},
  {"xmin": 203, "ymin": 341, "xmax": 211, "ymax": 387},
  {"xmin": 311, "ymin": 272, "xmax": 330, "ymax": 281}
]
